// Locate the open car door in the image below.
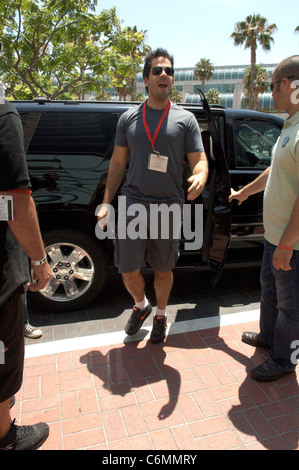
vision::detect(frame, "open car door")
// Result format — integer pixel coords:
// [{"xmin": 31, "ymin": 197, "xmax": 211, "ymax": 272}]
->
[{"xmin": 199, "ymin": 90, "xmax": 232, "ymax": 286}]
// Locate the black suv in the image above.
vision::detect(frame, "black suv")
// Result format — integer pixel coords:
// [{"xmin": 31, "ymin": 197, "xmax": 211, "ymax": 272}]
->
[{"xmin": 13, "ymin": 97, "xmax": 284, "ymax": 312}]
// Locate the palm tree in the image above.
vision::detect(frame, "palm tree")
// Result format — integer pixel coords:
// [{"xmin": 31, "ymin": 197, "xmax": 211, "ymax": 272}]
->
[
  {"xmin": 243, "ymin": 65, "xmax": 269, "ymax": 110},
  {"xmin": 205, "ymin": 88, "xmax": 221, "ymax": 105},
  {"xmin": 125, "ymin": 25, "xmax": 150, "ymax": 100},
  {"xmin": 194, "ymin": 58, "xmax": 214, "ymax": 93},
  {"xmin": 231, "ymin": 14, "xmax": 277, "ymax": 109},
  {"xmin": 170, "ymin": 86, "xmax": 183, "ymax": 103}
]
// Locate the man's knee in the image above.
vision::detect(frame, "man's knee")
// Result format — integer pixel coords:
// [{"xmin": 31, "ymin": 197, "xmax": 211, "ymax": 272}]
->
[
  {"xmin": 122, "ymin": 269, "xmax": 141, "ymax": 281},
  {"xmin": 154, "ymin": 269, "xmax": 173, "ymax": 280}
]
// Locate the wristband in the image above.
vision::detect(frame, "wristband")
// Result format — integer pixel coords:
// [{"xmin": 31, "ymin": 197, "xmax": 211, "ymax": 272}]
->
[
  {"xmin": 31, "ymin": 254, "xmax": 47, "ymax": 266},
  {"xmin": 2, "ymin": 189, "xmax": 32, "ymax": 194},
  {"xmin": 279, "ymin": 241, "xmax": 293, "ymax": 251}
]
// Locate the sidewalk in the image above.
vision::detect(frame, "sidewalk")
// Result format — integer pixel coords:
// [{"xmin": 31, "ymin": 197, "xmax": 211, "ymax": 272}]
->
[{"xmin": 12, "ymin": 311, "xmax": 299, "ymax": 450}]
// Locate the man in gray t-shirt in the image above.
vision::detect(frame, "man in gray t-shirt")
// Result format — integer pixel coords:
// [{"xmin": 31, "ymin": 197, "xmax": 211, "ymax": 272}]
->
[
  {"xmin": 116, "ymin": 102, "xmax": 204, "ymax": 203},
  {"xmin": 98, "ymin": 48, "xmax": 208, "ymax": 344}
]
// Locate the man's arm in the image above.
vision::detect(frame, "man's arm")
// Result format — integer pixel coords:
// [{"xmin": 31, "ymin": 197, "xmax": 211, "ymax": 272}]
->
[
  {"xmin": 7, "ymin": 193, "xmax": 52, "ymax": 291},
  {"xmin": 186, "ymin": 151, "xmax": 209, "ymax": 200},
  {"xmin": 102, "ymin": 145, "xmax": 129, "ymax": 204},
  {"xmin": 228, "ymin": 166, "xmax": 271, "ymax": 205},
  {"xmin": 97, "ymin": 145, "xmax": 129, "ymax": 222}
]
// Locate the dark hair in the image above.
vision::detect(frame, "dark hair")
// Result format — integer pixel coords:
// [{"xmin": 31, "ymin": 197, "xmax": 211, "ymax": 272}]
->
[{"xmin": 143, "ymin": 48, "xmax": 174, "ymax": 79}]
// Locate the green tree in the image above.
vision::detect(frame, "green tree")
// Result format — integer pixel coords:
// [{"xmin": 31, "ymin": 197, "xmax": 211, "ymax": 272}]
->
[
  {"xmin": 205, "ymin": 88, "xmax": 221, "ymax": 105},
  {"xmin": 243, "ymin": 65, "xmax": 269, "ymax": 110},
  {"xmin": 122, "ymin": 25, "xmax": 150, "ymax": 101},
  {"xmin": 0, "ymin": 1, "xmax": 146, "ymax": 100},
  {"xmin": 194, "ymin": 58, "xmax": 214, "ymax": 93},
  {"xmin": 231, "ymin": 13, "xmax": 277, "ymax": 109},
  {"xmin": 136, "ymin": 91, "xmax": 145, "ymax": 102},
  {"xmin": 109, "ymin": 26, "xmax": 149, "ymax": 101},
  {"xmin": 169, "ymin": 86, "xmax": 183, "ymax": 103}
]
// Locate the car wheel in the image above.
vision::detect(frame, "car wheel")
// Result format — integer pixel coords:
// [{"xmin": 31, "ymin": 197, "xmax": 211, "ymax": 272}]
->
[{"xmin": 31, "ymin": 230, "xmax": 108, "ymax": 313}]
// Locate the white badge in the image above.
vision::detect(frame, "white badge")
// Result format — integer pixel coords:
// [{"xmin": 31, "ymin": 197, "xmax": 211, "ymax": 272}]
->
[
  {"xmin": 0, "ymin": 195, "xmax": 14, "ymax": 221},
  {"xmin": 148, "ymin": 153, "xmax": 168, "ymax": 173}
]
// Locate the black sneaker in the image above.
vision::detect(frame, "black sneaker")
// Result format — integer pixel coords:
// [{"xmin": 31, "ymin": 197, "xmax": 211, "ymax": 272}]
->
[
  {"xmin": 150, "ymin": 315, "xmax": 167, "ymax": 343},
  {"xmin": 125, "ymin": 303, "xmax": 152, "ymax": 336},
  {"xmin": 0, "ymin": 419, "xmax": 49, "ymax": 450}
]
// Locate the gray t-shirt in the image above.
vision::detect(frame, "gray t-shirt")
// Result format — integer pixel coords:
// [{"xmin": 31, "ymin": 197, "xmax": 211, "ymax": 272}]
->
[{"xmin": 115, "ymin": 102, "xmax": 204, "ymax": 203}]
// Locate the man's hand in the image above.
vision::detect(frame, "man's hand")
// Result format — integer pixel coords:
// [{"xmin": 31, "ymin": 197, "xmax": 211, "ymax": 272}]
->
[
  {"xmin": 28, "ymin": 262, "xmax": 53, "ymax": 291},
  {"xmin": 228, "ymin": 188, "xmax": 248, "ymax": 205},
  {"xmin": 187, "ymin": 173, "xmax": 206, "ymax": 200},
  {"xmin": 272, "ymin": 246, "xmax": 292, "ymax": 271},
  {"xmin": 96, "ymin": 203, "xmax": 110, "ymax": 230},
  {"xmin": 186, "ymin": 151, "xmax": 208, "ymax": 201}
]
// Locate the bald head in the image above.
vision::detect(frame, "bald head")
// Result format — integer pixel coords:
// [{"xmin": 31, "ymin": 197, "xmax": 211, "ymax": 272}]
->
[{"xmin": 274, "ymin": 55, "xmax": 299, "ymax": 81}]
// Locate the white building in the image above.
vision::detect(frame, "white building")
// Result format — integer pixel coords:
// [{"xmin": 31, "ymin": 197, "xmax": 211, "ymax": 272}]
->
[{"xmin": 136, "ymin": 63, "xmax": 277, "ymax": 110}]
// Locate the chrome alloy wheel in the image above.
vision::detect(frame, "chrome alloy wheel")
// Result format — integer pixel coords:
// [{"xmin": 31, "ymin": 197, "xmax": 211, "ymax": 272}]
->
[{"xmin": 41, "ymin": 242, "xmax": 95, "ymax": 302}]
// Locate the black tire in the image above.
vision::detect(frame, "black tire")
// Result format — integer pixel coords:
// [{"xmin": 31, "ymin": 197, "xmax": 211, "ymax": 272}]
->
[{"xmin": 30, "ymin": 230, "xmax": 108, "ymax": 313}]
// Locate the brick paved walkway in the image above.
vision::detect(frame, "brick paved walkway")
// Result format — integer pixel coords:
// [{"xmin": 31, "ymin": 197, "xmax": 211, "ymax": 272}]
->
[{"xmin": 11, "ymin": 317, "xmax": 299, "ymax": 450}]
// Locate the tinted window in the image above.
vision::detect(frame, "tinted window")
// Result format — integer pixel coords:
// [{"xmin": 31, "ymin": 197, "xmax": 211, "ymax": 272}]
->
[
  {"xmin": 21, "ymin": 111, "xmax": 118, "ymax": 156},
  {"xmin": 233, "ymin": 119, "xmax": 281, "ymax": 168}
]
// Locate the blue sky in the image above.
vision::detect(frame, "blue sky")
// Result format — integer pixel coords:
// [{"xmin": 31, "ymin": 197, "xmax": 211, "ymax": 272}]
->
[{"xmin": 97, "ymin": 0, "xmax": 299, "ymax": 68}]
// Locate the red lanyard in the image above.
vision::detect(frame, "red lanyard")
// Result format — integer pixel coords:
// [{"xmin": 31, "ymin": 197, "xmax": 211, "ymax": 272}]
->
[{"xmin": 142, "ymin": 99, "xmax": 171, "ymax": 152}]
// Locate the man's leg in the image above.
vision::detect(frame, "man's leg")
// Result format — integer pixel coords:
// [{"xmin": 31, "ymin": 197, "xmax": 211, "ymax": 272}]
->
[
  {"xmin": 242, "ymin": 240, "xmax": 276, "ymax": 348},
  {"xmin": 122, "ymin": 270, "xmax": 152, "ymax": 336},
  {"xmin": 250, "ymin": 244, "xmax": 299, "ymax": 381},
  {"xmin": 0, "ymin": 290, "xmax": 49, "ymax": 449},
  {"xmin": 149, "ymin": 269, "xmax": 173, "ymax": 344},
  {"xmin": 154, "ymin": 269, "xmax": 173, "ymax": 310},
  {"xmin": 259, "ymin": 240, "xmax": 279, "ymax": 345},
  {"xmin": 270, "ymin": 248, "xmax": 299, "ymax": 370},
  {"xmin": 121, "ymin": 269, "xmax": 146, "ymax": 305},
  {"xmin": 0, "ymin": 289, "xmax": 24, "ymax": 438},
  {"xmin": 0, "ymin": 399, "xmax": 10, "ymax": 439}
]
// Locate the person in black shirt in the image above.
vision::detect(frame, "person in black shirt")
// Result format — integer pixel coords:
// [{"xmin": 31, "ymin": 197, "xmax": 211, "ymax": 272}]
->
[{"xmin": 0, "ymin": 100, "xmax": 52, "ymax": 450}]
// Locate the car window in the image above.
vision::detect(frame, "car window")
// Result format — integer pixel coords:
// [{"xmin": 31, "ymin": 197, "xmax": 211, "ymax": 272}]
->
[
  {"xmin": 20, "ymin": 111, "xmax": 118, "ymax": 157},
  {"xmin": 233, "ymin": 119, "xmax": 281, "ymax": 169}
]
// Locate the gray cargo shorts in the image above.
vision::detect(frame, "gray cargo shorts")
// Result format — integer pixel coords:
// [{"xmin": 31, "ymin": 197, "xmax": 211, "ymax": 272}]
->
[{"xmin": 114, "ymin": 197, "xmax": 182, "ymax": 273}]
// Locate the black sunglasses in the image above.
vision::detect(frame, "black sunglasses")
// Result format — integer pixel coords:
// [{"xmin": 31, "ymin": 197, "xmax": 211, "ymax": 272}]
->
[
  {"xmin": 151, "ymin": 66, "xmax": 174, "ymax": 77},
  {"xmin": 270, "ymin": 75, "xmax": 294, "ymax": 91}
]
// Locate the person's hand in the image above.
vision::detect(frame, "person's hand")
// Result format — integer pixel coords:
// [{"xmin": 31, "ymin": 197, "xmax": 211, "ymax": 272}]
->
[
  {"xmin": 96, "ymin": 203, "xmax": 116, "ymax": 240},
  {"xmin": 187, "ymin": 174, "xmax": 206, "ymax": 200},
  {"xmin": 28, "ymin": 262, "xmax": 53, "ymax": 291},
  {"xmin": 228, "ymin": 188, "xmax": 248, "ymax": 205},
  {"xmin": 272, "ymin": 246, "xmax": 292, "ymax": 271},
  {"xmin": 97, "ymin": 203, "xmax": 110, "ymax": 230}
]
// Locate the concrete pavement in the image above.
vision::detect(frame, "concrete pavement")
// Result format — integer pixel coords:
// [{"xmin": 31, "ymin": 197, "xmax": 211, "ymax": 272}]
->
[{"xmin": 14, "ymin": 267, "xmax": 298, "ymax": 450}]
